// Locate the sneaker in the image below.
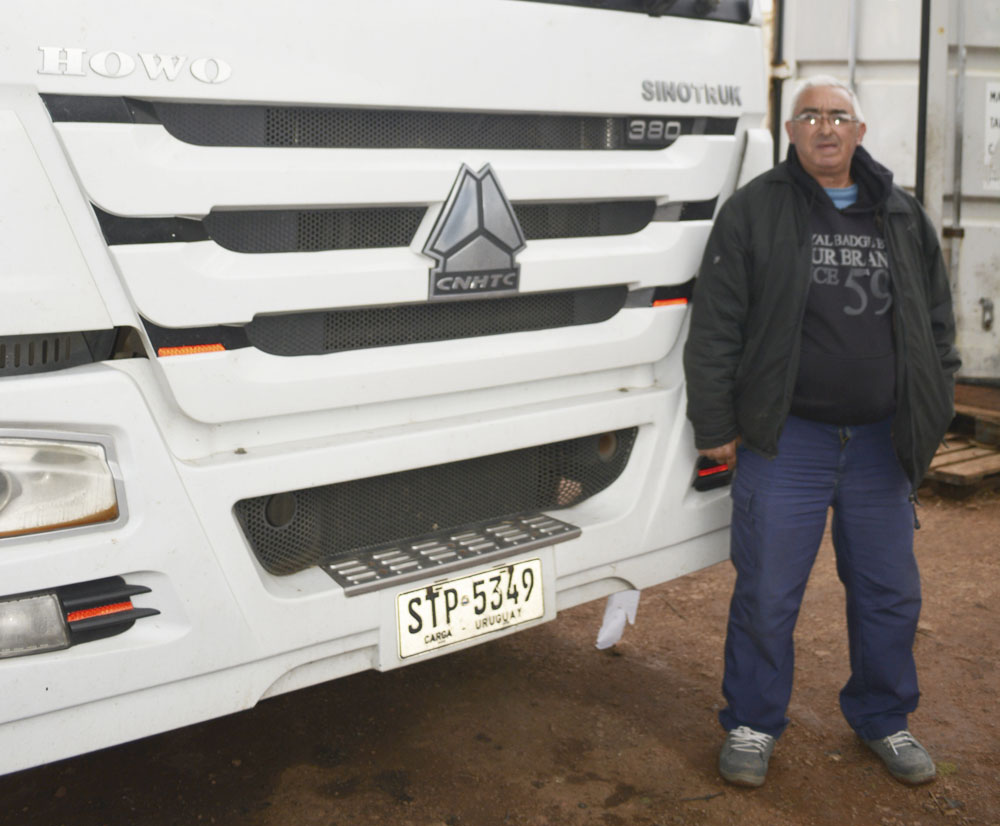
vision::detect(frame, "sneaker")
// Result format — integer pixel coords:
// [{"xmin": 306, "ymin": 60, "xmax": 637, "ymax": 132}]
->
[
  {"xmin": 865, "ymin": 730, "xmax": 937, "ymax": 785},
  {"xmin": 719, "ymin": 726, "xmax": 775, "ymax": 787}
]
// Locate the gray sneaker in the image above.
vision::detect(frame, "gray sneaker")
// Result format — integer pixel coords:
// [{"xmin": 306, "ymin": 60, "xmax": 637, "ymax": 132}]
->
[
  {"xmin": 719, "ymin": 726, "xmax": 775, "ymax": 787},
  {"xmin": 865, "ymin": 730, "xmax": 937, "ymax": 785}
]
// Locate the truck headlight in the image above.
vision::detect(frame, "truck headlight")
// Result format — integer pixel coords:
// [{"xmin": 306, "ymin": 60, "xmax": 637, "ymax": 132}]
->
[{"xmin": 0, "ymin": 439, "xmax": 119, "ymax": 538}]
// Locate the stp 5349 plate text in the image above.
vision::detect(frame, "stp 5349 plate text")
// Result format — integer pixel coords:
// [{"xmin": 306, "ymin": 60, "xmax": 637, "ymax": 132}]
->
[{"xmin": 396, "ymin": 559, "xmax": 544, "ymax": 658}]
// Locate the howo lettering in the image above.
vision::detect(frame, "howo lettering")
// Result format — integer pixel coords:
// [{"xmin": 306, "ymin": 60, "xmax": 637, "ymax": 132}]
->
[
  {"xmin": 37, "ymin": 47, "xmax": 232, "ymax": 82},
  {"xmin": 0, "ymin": 0, "xmax": 770, "ymax": 774}
]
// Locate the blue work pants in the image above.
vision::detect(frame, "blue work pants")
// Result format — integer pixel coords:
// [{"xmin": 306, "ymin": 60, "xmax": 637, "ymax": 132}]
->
[{"xmin": 719, "ymin": 415, "xmax": 921, "ymax": 741}]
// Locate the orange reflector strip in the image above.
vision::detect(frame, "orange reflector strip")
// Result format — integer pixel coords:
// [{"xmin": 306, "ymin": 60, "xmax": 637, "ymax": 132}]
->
[
  {"xmin": 67, "ymin": 601, "xmax": 134, "ymax": 623},
  {"xmin": 653, "ymin": 298, "xmax": 689, "ymax": 307},
  {"xmin": 158, "ymin": 343, "xmax": 226, "ymax": 357},
  {"xmin": 697, "ymin": 463, "xmax": 729, "ymax": 477}
]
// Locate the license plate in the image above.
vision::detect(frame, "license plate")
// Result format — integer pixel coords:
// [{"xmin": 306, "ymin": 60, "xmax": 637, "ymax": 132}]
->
[{"xmin": 396, "ymin": 558, "xmax": 544, "ymax": 659}]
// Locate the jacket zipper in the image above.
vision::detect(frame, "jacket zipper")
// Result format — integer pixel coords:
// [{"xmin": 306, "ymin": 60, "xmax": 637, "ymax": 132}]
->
[
  {"xmin": 772, "ymin": 190, "xmax": 814, "ymax": 454},
  {"xmin": 884, "ymin": 208, "xmax": 923, "ymax": 526}
]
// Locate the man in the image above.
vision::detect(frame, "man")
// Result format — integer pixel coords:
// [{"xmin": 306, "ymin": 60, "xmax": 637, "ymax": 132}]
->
[{"xmin": 683, "ymin": 76, "xmax": 960, "ymax": 788}]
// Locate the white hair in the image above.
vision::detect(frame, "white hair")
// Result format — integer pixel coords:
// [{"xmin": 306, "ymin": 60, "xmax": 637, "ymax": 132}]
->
[{"xmin": 789, "ymin": 75, "xmax": 865, "ymax": 123}]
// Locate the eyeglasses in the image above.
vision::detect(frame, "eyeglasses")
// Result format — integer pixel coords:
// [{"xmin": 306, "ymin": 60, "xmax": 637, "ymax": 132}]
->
[{"xmin": 790, "ymin": 111, "xmax": 860, "ymax": 128}]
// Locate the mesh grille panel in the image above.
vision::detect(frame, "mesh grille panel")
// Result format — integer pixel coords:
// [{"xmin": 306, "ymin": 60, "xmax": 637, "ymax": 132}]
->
[
  {"xmin": 244, "ymin": 286, "xmax": 627, "ymax": 355},
  {"xmin": 155, "ymin": 103, "xmax": 623, "ymax": 149},
  {"xmin": 235, "ymin": 428, "xmax": 637, "ymax": 575},
  {"xmin": 516, "ymin": 201, "xmax": 654, "ymax": 240},
  {"xmin": 201, "ymin": 202, "xmax": 653, "ymax": 253},
  {"xmin": 43, "ymin": 96, "xmax": 739, "ymax": 150},
  {"xmin": 203, "ymin": 207, "xmax": 425, "ymax": 253}
]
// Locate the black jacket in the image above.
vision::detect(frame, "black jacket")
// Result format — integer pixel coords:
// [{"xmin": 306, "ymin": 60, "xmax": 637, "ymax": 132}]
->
[{"xmin": 683, "ymin": 146, "xmax": 960, "ymax": 488}]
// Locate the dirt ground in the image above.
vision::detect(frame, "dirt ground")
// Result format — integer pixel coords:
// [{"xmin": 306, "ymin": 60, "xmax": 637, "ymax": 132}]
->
[{"xmin": 2, "ymin": 487, "xmax": 997, "ymax": 826}]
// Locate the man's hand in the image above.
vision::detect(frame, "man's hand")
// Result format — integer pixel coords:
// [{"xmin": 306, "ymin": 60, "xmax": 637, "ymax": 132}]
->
[{"xmin": 698, "ymin": 439, "xmax": 739, "ymax": 466}]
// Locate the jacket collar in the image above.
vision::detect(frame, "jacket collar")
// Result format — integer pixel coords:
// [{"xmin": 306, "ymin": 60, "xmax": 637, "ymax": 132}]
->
[
  {"xmin": 783, "ymin": 144, "xmax": 894, "ymax": 211},
  {"xmin": 769, "ymin": 144, "xmax": 908, "ymax": 212}
]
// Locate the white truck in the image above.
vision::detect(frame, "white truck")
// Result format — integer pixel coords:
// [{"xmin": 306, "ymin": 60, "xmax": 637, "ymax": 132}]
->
[{"xmin": 0, "ymin": 0, "xmax": 770, "ymax": 774}]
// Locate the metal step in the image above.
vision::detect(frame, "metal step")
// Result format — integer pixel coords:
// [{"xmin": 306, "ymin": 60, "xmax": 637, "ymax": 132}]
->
[{"xmin": 323, "ymin": 513, "xmax": 580, "ymax": 595}]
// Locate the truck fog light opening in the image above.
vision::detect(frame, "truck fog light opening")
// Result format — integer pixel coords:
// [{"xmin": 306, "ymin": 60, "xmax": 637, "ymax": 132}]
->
[
  {"xmin": 0, "ymin": 594, "xmax": 70, "ymax": 658},
  {"xmin": 264, "ymin": 492, "xmax": 296, "ymax": 528},
  {"xmin": 596, "ymin": 432, "xmax": 620, "ymax": 462},
  {"xmin": 0, "ymin": 439, "xmax": 119, "ymax": 538}
]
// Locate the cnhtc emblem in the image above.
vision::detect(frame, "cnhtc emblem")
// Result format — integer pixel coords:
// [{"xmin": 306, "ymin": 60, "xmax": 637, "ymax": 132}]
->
[{"xmin": 423, "ymin": 164, "xmax": 526, "ymax": 300}]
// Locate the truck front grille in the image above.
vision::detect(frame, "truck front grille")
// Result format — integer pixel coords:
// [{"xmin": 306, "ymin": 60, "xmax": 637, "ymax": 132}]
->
[
  {"xmin": 204, "ymin": 207, "xmax": 427, "ymax": 253},
  {"xmin": 235, "ymin": 427, "xmax": 637, "ymax": 576},
  {"xmin": 95, "ymin": 201, "xmax": 656, "ymax": 252},
  {"xmin": 43, "ymin": 95, "xmax": 737, "ymax": 151},
  {"xmin": 514, "ymin": 201, "xmax": 654, "ymax": 241},
  {"xmin": 244, "ymin": 286, "xmax": 628, "ymax": 355}
]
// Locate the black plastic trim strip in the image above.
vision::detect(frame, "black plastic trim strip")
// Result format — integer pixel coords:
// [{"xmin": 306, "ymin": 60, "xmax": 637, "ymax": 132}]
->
[
  {"xmin": 244, "ymin": 286, "xmax": 629, "ymax": 356},
  {"xmin": 679, "ymin": 197, "xmax": 718, "ymax": 220},
  {"xmin": 55, "ymin": 576, "xmax": 159, "ymax": 646},
  {"xmin": 512, "ymin": 0, "xmax": 752, "ymax": 23},
  {"xmin": 143, "ymin": 286, "xmax": 628, "ymax": 358},
  {"xmin": 143, "ymin": 285, "xmax": 628, "ymax": 358},
  {"xmin": 95, "ymin": 200, "xmax": 662, "ymax": 250},
  {"xmin": 42, "ymin": 95, "xmax": 159, "ymax": 124},
  {"xmin": 0, "ymin": 330, "xmax": 119, "ymax": 377},
  {"xmin": 59, "ymin": 581, "xmax": 152, "ymax": 611},
  {"xmin": 95, "ymin": 206, "xmax": 209, "ymax": 245},
  {"xmin": 652, "ymin": 279, "xmax": 696, "ymax": 303},
  {"xmin": 67, "ymin": 607, "xmax": 160, "ymax": 634},
  {"xmin": 142, "ymin": 319, "xmax": 251, "ymax": 353}
]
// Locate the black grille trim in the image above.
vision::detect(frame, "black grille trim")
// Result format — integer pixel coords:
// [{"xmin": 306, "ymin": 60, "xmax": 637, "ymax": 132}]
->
[
  {"xmin": 513, "ymin": 0, "xmax": 752, "ymax": 22},
  {"xmin": 652, "ymin": 280, "xmax": 695, "ymax": 303},
  {"xmin": 235, "ymin": 428, "xmax": 638, "ymax": 576},
  {"xmin": 679, "ymin": 197, "xmax": 718, "ymax": 220},
  {"xmin": 244, "ymin": 286, "xmax": 628, "ymax": 356},
  {"xmin": 57, "ymin": 576, "xmax": 160, "ymax": 645},
  {"xmin": 96, "ymin": 207, "xmax": 209, "ymax": 245},
  {"xmin": 516, "ymin": 201, "xmax": 655, "ymax": 240},
  {"xmin": 204, "ymin": 207, "xmax": 426, "ymax": 253},
  {"xmin": 142, "ymin": 319, "xmax": 250, "ymax": 355},
  {"xmin": 43, "ymin": 95, "xmax": 737, "ymax": 151},
  {"xmin": 0, "ymin": 330, "xmax": 120, "ymax": 377},
  {"xmin": 143, "ymin": 285, "xmax": 629, "ymax": 357},
  {"xmin": 95, "ymin": 201, "xmax": 657, "ymax": 251}
]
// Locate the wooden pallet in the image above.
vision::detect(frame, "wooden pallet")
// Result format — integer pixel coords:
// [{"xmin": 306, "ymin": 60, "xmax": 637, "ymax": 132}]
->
[
  {"xmin": 953, "ymin": 383, "xmax": 1000, "ymax": 446},
  {"xmin": 925, "ymin": 435, "xmax": 1000, "ymax": 496}
]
